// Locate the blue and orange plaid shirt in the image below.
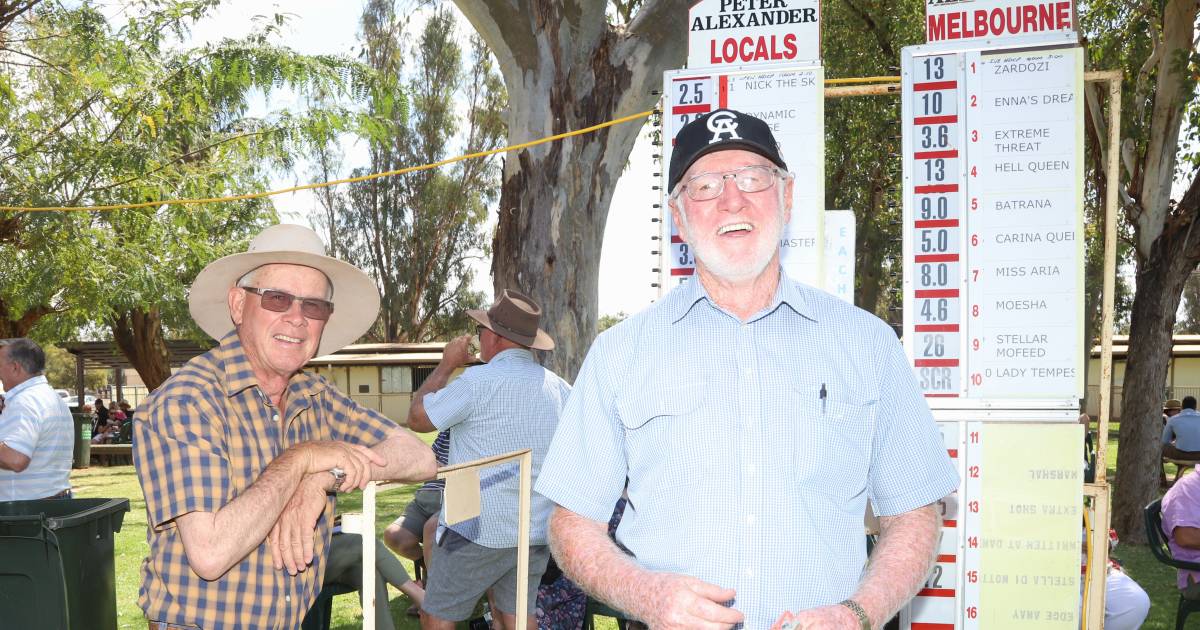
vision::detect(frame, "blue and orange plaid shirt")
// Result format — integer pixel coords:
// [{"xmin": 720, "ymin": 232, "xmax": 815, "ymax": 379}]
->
[{"xmin": 132, "ymin": 332, "xmax": 397, "ymax": 629}]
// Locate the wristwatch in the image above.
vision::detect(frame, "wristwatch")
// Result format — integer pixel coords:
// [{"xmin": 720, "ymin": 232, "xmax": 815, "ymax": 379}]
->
[
  {"xmin": 328, "ymin": 466, "xmax": 346, "ymax": 493},
  {"xmin": 839, "ymin": 599, "xmax": 871, "ymax": 630}
]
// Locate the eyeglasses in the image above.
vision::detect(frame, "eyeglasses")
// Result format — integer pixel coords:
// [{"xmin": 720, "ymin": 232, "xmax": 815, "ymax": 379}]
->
[
  {"xmin": 675, "ymin": 164, "xmax": 787, "ymax": 201},
  {"xmin": 241, "ymin": 287, "xmax": 335, "ymax": 321}
]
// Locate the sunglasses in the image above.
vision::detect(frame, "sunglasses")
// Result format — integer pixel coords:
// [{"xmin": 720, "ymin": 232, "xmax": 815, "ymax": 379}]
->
[{"xmin": 241, "ymin": 287, "xmax": 334, "ymax": 321}]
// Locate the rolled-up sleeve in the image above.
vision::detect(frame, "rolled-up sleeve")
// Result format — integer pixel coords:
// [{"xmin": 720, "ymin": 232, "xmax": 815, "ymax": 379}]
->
[
  {"xmin": 536, "ymin": 333, "xmax": 627, "ymax": 523},
  {"xmin": 867, "ymin": 324, "xmax": 960, "ymax": 516},
  {"xmin": 424, "ymin": 373, "xmax": 475, "ymax": 431},
  {"xmin": 133, "ymin": 396, "xmax": 230, "ymax": 531},
  {"xmin": 0, "ymin": 406, "xmax": 38, "ymax": 457}
]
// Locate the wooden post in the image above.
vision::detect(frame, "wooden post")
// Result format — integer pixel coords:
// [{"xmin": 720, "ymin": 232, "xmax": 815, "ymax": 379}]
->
[
  {"xmin": 1081, "ymin": 68, "xmax": 1122, "ymax": 630},
  {"xmin": 515, "ymin": 450, "xmax": 532, "ymax": 630},
  {"xmin": 363, "ymin": 481, "xmax": 377, "ymax": 630},
  {"xmin": 115, "ymin": 365, "xmax": 125, "ymax": 404},
  {"xmin": 75, "ymin": 353, "xmax": 85, "ymax": 403},
  {"xmin": 365, "ymin": 449, "xmax": 534, "ymax": 629}
]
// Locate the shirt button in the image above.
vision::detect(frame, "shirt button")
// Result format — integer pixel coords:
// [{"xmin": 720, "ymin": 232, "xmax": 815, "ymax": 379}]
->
[
  {"xmin": 273, "ymin": 414, "xmax": 280, "ymax": 422},
  {"xmin": 285, "ymin": 595, "xmax": 291, "ymax": 602},
  {"xmin": 744, "ymin": 567, "xmax": 754, "ymax": 578},
  {"xmin": 745, "ymin": 514, "xmax": 755, "ymax": 526}
]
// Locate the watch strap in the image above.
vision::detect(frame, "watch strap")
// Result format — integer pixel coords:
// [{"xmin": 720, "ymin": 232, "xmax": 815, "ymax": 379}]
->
[{"xmin": 838, "ymin": 599, "xmax": 871, "ymax": 630}]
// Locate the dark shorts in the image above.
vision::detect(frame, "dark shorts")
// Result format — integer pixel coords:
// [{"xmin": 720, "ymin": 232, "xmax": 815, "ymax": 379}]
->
[
  {"xmin": 393, "ymin": 487, "xmax": 442, "ymax": 539},
  {"xmin": 423, "ymin": 528, "xmax": 550, "ymax": 621},
  {"xmin": 1164, "ymin": 445, "xmax": 1200, "ymax": 461}
]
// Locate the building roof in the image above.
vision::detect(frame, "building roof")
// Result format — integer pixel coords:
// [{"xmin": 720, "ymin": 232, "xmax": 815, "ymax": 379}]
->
[
  {"xmin": 59, "ymin": 339, "xmax": 449, "ymax": 370},
  {"xmin": 59, "ymin": 340, "xmax": 215, "ymax": 370},
  {"xmin": 308, "ymin": 352, "xmax": 446, "ymax": 366},
  {"xmin": 1091, "ymin": 335, "xmax": 1200, "ymax": 359}
]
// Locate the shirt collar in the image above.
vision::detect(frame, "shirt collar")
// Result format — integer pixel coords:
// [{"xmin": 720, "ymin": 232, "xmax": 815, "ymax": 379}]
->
[
  {"xmin": 668, "ymin": 268, "xmax": 816, "ymax": 324},
  {"xmin": 3, "ymin": 374, "xmax": 48, "ymax": 400},
  {"xmin": 216, "ymin": 331, "xmax": 326, "ymax": 400},
  {"xmin": 489, "ymin": 348, "xmax": 535, "ymax": 364}
]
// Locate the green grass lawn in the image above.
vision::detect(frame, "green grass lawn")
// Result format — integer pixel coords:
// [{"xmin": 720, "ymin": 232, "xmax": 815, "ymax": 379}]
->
[
  {"xmin": 70, "ymin": 458, "xmax": 620, "ymax": 630},
  {"xmin": 67, "ymin": 428, "xmax": 1187, "ymax": 629}
]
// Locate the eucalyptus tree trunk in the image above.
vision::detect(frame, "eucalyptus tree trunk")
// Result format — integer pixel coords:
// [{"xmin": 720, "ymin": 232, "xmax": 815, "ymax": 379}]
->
[
  {"xmin": 1108, "ymin": 0, "xmax": 1200, "ymax": 542},
  {"xmin": 110, "ymin": 307, "xmax": 172, "ymax": 391},
  {"xmin": 452, "ymin": 0, "xmax": 690, "ymax": 380}
]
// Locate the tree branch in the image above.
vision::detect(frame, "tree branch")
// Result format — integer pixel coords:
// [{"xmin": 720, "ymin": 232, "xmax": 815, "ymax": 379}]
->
[
  {"xmin": 92, "ymin": 127, "xmax": 279, "ymax": 192},
  {"xmin": 840, "ymin": 0, "xmax": 896, "ymax": 59}
]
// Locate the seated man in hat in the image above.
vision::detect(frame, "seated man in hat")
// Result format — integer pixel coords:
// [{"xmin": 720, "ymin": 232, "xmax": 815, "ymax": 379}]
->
[
  {"xmin": 407, "ymin": 289, "xmax": 571, "ymax": 630},
  {"xmin": 133, "ymin": 224, "xmax": 437, "ymax": 630},
  {"xmin": 1164, "ymin": 396, "xmax": 1200, "ymax": 461}
]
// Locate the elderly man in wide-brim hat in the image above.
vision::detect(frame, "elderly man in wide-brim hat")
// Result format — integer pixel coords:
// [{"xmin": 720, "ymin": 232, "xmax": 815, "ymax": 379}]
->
[
  {"xmin": 133, "ymin": 224, "xmax": 436, "ymax": 630},
  {"xmin": 406, "ymin": 289, "xmax": 570, "ymax": 630}
]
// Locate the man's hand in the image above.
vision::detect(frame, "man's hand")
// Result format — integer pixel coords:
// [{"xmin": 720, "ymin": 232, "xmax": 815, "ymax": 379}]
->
[
  {"xmin": 771, "ymin": 605, "xmax": 861, "ymax": 629},
  {"xmin": 268, "ymin": 473, "xmax": 329, "ymax": 574},
  {"xmin": 442, "ymin": 334, "xmax": 475, "ymax": 367},
  {"xmin": 635, "ymin": 572, "xmax": 743, "ymax": 630},
  {"xmin": 295, "ymin": 440, "xmax": 386, "ymax": 492}
]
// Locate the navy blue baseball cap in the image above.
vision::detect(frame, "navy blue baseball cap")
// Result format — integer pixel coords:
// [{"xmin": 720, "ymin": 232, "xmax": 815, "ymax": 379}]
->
[{"xmin": 668, "ymin": 108, "xmax": 788, "ymax": 192}]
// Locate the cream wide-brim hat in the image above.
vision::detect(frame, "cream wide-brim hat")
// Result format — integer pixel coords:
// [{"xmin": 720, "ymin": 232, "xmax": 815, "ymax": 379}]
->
[{"xmin": 188, "ymin": 224, "xmax": 380, "ymax": 357}]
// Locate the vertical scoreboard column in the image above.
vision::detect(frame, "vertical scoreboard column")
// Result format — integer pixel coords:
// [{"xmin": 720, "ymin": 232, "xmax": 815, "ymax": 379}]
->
[
  {"xmin": 904, "ymin": 421, "xmax": 965, "ymax": 630},
  {"xmin": 663, "ymin": 74, "xmax": 719, "ymax": 286},
  {"xmin": 904, "ymin": 52, "xmax": 966, "ymax": 398},
  {"xmin": 961, "ymin": 422, "xmax": 984, "ymax": 630}
]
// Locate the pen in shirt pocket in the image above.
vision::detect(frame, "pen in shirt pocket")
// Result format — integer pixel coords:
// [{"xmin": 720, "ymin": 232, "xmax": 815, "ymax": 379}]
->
[{"xmin": 820, "ymin": 383, "xmax": 827, "ymax": 414}]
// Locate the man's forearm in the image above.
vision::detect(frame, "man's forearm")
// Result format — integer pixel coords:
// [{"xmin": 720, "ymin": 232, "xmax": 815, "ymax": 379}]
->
[
  {"xmin": 853, "ymin": 503, "xmax": 941, "ymax": 628},
  {"xmin": 176, "ymin": 448, "xmax": 311, "ymax": 580},
  {"xmin": 0, "ymin": 442, "xmax": 30, "ymax": 472},
  {"xmin": 549, "ymin": 507, "xmax": 655, "ymax": 619},
  {"xmin": 370, "ymin": 429, "xmax": 438, "ymax": 482}
]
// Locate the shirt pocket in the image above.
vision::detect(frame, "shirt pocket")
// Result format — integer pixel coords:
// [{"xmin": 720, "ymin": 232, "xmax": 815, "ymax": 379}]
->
[
  {"xmin": 790, "ymin": 387, "xmax": 875, "ymax": 504},
  {"xmin": 616, "ymin": 383, "xmax": 713, "ymax": 489}
]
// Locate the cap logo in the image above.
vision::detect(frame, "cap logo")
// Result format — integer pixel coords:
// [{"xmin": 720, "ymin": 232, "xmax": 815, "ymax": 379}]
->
[{"xmin": 706, "ymin": 111, "xmax": 741, "ymax": 144}]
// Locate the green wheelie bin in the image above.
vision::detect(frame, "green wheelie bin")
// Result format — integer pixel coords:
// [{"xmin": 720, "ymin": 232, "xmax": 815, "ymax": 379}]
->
[{"xmin": 0, "ymin": 497, "xmax": 130, "ymax": 630}]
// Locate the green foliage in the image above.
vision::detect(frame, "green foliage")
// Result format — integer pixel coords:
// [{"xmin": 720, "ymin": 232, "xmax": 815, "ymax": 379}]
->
[
  {"xmin": 821, "ymin": 1, "xmax": 925, "ymax": 320},
  {"xmin": 597, "ymin": 311, "xmax": 627, "ymax": 332},
  {"xmin": 315, "ymin": 2, "xmax": 504, "ymax": 343},
  {"xmin": 42, "ymin": 344, "xmax": 108, "ymax": 391},
  {"xmin": 0, "ymin": 1, "xmax": 382, "ymax": 347}
]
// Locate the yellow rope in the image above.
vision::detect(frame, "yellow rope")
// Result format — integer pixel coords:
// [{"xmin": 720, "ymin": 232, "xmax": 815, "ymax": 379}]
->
[
  {"xmin": 1, "ymin": 76, "xmax": 902, "ymax": 213},
  {"xmin": 1, "ymin": 109, "xmax": 654, "ymax": 213}
]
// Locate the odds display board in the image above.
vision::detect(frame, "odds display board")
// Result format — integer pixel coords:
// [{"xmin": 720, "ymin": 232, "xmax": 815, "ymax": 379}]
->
[
  {"xmin": 687, "ymin": 0, "xmax": 821, "ymax": 68},
  {"xmin": 661, "ymin": 66, "xmax": 825, "ymax": 287},
  {"xmin": 901, "ymin": 43, "xmax": 1084, "ymax": 400}
]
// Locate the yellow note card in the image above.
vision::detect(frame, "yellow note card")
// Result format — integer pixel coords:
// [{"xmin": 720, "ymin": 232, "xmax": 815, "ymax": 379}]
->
[{"xmin": 980, "ymin": 422, "xmax": 1083, "ymax": 628}]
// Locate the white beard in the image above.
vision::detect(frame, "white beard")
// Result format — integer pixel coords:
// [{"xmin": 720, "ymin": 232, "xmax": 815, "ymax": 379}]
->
[{"xmin": 678, "ymin": 190, "xmax": 787, "ymax": 284}]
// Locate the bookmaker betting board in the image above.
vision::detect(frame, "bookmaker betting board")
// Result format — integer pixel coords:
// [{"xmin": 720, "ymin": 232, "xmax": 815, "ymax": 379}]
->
[
  {"xmin": 901, "ymin": 44, "xmax": 1085, "ymax": 401},
  {"xmin": 899, "ymin": 28, "xmax": 1089, "ymax": 629}
]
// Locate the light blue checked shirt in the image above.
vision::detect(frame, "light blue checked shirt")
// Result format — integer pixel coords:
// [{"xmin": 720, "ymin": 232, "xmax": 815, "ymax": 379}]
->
[
  {"xmin": 536, "ymin": 273, "xmax": 958, "ymax": 629},
  {"xmin": 425, "ymin": 348, "xmax": 571, "ymax": 548},
  {"xmin": 0, "ymin": 375, "xmax": 73, "ymax": 501}
]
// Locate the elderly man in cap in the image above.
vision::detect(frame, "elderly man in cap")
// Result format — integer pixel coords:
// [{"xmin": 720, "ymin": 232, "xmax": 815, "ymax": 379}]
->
[
  {"xmin": 407, "ymin": 289, "xmax": 571, "ymax": 630},
  {"xmin": 537, "ymin": 109, "xmax": 958, "ymax": 630},
  {"xmin": 133, "ymin": 224, "xmax": 437, "ymax": 630}
]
